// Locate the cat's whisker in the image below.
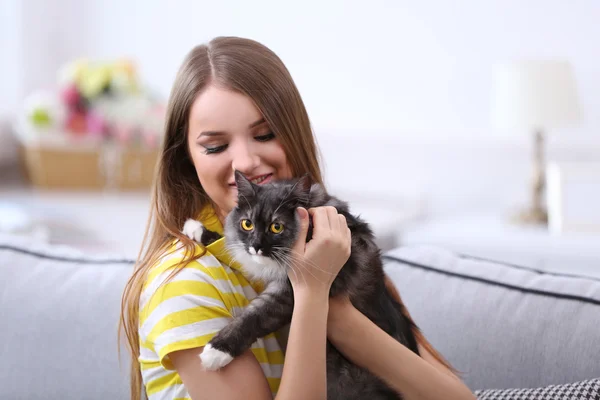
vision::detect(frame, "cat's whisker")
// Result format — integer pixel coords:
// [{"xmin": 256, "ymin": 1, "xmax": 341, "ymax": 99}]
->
[
  {"xmin": 295, "ymin": 262, "xmax": 328, "ymax": 285},
  {"xmin": 290, "ymin": 264, "xmax": 306, "ymax": 285},
  {"xmin": 275, "ymin": 250, "xmax": 322, "ymax": 273},
  {"xmin": 274, "ymin": 251, "xmax": 328, "ymax": 285},
  {"xmin": 225, "ymin": 245, "xmax": 246, "ymax": 254},
  {"xmin": 294, "ymin": 263, "xmax": 323, "ymax": 283},
  {"xmin": 272, "ymin": 252, "xmax": 302, "ymax": 285},
  {"xmin": 225, "ymin": 243, "xmax": 250, "ymax": 256},
  {"xmin": 272, "ymin": 198, "xmax": 287, "ymax": 218},
  {"xmin": 272, "ymin": 178, "xmax": 307, "ymax": 216},
  {"xmin": 223, "ymin": 244, "xmax": 249, "ymax": 270},
  {"xmin": 274, "ymin": 251, "xmax": 308, "ymax": 285},
  {"xmin": 288, "ymin": 261, "xmax": 307, "ymax": 286},
  {"xmin": 272, "ymin": 196, "xmax": 302, "ymax": 217},
  {"xmin": 274, "ymin": 248, "xmax": 337, "ymax": 276}
]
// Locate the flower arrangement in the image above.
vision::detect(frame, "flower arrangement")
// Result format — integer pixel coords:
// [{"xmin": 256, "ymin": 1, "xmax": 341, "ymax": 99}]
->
[{"xmin": 21, "ymin": 58, "xmax": 165, "ymax": 149}]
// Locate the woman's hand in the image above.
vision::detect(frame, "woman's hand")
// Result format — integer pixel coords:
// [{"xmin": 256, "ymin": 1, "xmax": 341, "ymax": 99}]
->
[{"xmin": 288, "ymin": 206, "xmax": 351, "ymax": 295}]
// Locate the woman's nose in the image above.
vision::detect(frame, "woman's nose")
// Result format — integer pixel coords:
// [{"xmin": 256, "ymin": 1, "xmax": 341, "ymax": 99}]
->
[{"xmin": 231, "ymin": 143, "xmax": 260, "ymax": 174}]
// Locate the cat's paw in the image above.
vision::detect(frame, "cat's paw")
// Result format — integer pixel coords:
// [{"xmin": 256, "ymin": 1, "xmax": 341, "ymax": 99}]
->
[
  {"xmin": 200, "ymin": 344, "xmax": 234, "ymax": 371},
  {"xmin": 182, "ymin": 219, "xmax": 204, "ymax": 242}
]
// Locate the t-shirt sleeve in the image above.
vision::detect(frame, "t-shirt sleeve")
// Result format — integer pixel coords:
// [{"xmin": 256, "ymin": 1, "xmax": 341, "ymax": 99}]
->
[{"xmin": 139, "ymin": 260, "xmax": 233, "ymax": 370}]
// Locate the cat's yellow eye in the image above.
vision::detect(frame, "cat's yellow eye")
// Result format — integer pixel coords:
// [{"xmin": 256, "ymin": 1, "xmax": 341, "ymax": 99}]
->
[
  {"xmin": 270, "ymin": 222, "xmax": 284, "ymax": 234},
  {"xmin": 241, "ymin": 219, "xmax": 254, "ymax": 231}
]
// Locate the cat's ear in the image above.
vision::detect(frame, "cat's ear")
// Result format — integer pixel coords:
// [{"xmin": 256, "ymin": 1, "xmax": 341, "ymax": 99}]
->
[
  {"xmin": 288, "ymin": 174, "xmax": 312, "ymax": 205},
  {"xmin": 234, "ymin": 170, "xmax": 256, "ymax": 199},
  {"xmin": 308, "ymin": 182, "xmax": 328, "ymax": 204},
  {"xmin": 296, "ymin": 174, "xmax": 312, "ymax": 196}
]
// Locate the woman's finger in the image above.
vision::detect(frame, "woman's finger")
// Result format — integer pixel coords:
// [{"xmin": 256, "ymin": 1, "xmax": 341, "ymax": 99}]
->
[
  {"xmin": 308, "ymin": 207, "xmax": 329, "ymax": 236},
  {"xmin": 346, "ymin": 224, "xmax": 352, "ymax": 246},
  {"xmin": 292, "ymin": 207, "xmax": 310, "ymax": 254},
  {"xmin": 326, "ymin": 206, "xmax": 340, "ymax": 231},
  {"xmin": 338, "ymin": 214, "xmax": 347, "ymax": 234}
]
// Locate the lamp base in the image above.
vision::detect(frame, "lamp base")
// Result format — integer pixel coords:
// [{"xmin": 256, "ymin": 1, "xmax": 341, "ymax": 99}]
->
[
  {"xmin": 510, "ymin": 129, "xmax": 548, "ymax": 226},
  {"xmin": 511, "ymin": 206, "xmax": 548, "ymax": 225}
]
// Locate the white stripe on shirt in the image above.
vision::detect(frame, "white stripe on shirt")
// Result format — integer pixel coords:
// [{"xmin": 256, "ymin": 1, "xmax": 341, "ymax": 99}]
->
[
  {"xmin": 154, "ymin": 317, "xmax": 231, "ymax": 355},
  {"xmin": 148, "ymin": 383, "xmax": 188, "ymax": 400},
  {"xmin": 140, "ymin": 265, "xmax": 244, "ymax": 311},
  {"xmin": 141, "ymin": 294, "xmax": 229, "ymax": 337},
  {"xmin": 260, "ymin": 362, "xmax": 284, "ymax": 378}
]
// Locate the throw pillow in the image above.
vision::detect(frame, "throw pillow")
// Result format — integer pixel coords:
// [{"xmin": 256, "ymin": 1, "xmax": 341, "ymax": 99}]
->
[{"xmin": 474, "ymin": 378, "xmax": 600, "ymax": 400}]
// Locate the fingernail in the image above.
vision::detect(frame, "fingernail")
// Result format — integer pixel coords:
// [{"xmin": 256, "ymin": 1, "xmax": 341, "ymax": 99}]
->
[{"xmin": 296, "ymin": 207, "xmax": 305, "ymax": 218}]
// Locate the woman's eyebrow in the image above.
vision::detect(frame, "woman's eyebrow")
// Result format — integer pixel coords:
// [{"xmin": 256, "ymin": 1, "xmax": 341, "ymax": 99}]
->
[
  {"xmin": 197, "ymin": 118, "xmax": 266, "ymax": 139},
  {"xmin": 249, "ymin": 118, "xmax": 266, "ymax": 128},
  {"xmin": 198, "ymin": 130, "xmax": 225, "ymax": 139}
]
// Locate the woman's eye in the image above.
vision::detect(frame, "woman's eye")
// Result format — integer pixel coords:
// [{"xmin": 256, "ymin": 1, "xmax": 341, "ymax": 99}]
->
[
  {"xmin": 203, "ymin": 144, "xmax": 228, "ymax": 155},
  {"xmin": 254, "ymin": 132, "xmax": 275, "ymax": 142}
]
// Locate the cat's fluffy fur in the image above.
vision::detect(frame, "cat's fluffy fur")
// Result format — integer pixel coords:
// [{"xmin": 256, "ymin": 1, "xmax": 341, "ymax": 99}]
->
[{"xmin": 182, "ymin": 171, "xmax": 419, "ymax": 400}]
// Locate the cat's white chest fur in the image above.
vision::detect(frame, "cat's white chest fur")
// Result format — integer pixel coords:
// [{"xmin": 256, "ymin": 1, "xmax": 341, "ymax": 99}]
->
[
  {"xmin": 234, "ymin": 248, "xmax": 288, "ymax": 283},
  {"xmin": 183, "ymin": 218, "xmax": 288, "ymax": 283}
]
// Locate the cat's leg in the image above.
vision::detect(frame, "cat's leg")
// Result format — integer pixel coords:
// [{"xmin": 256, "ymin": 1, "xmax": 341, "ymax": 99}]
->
[
  {"xmin": 200, "ymin": 280, "xmax": 294, "ymax": 370},
  {"xmin": 182, "ymin": 218, "xmax": 223, "ymax": 246}
]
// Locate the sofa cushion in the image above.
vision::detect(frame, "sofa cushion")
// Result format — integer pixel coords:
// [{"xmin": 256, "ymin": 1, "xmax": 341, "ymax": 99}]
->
[
  {"xmin": 383, "ymin": 245, "xmax": 600, "ymax": 392},
  {"xmin": 0, "ymin": 233, "xmax": 134, "ymax": 399},
  {"xmin": 474, "ymin": 378, "xmax": 600, "ymax": 399},
  {"xmin": 3, "ymin": 232, "xmax": 599, "ymax": 397}
]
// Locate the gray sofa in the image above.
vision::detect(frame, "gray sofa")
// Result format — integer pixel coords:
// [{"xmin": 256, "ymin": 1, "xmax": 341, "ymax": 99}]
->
[{"xmin": 1, "ymin": 233, "xmax": 599, "ymax": 399}]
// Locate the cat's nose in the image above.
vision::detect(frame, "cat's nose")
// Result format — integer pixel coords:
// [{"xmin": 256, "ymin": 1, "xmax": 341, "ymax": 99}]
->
[{"xmin": 248, "ymin": 246, "xmax": 263, "ymax": 256}]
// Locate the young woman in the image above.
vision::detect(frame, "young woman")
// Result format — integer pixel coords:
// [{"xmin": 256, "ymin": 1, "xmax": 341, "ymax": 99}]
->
[{"xmin": 120, "ymin": 36, "xmax": 475, "ymax": 400}]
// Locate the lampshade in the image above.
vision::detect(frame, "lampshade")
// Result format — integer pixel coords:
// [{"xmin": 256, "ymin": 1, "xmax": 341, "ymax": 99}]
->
[{"xmin": 491, "ymin": 60, "xmax": 582, "ymax": 132}]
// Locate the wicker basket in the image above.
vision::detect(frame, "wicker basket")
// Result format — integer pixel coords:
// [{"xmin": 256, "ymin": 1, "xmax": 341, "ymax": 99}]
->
[{"xmin": 19, "ymin": 142, "xmax": 158, "ymax": 190}]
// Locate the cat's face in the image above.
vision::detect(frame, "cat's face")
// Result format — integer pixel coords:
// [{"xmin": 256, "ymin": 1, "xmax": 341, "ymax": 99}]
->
[{"xmin": 224, "ymin": 171, "xmax": 313, "ymax": 283}]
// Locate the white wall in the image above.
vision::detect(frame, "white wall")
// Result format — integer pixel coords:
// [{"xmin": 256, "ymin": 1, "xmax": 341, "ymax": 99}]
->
[
  {"xmin": 2, "ymin": 0, "xmax": 600, "ymax": 213},
  {"xmin": 4, "ymin": 0, "xmax": 600, "ymax": 135},
  {"xmin": 73, "ymin": 0, "xmax": 600, "ymax": 137},
  {"xmin": 0, "ymin": 0, "xmax": 22, "ymax": 118}
]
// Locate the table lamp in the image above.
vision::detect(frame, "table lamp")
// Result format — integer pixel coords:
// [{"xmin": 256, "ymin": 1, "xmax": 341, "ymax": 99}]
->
[{"xmin": 491, "ymin": 60, "xmax": 582, "ymax": 225}]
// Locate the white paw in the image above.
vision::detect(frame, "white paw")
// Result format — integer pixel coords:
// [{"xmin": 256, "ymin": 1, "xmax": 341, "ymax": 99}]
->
[
  {"xmin": 182, "ymin": 219, "xmax": 204, "ymax": 242},
  {"xmin": 200, "ymin": 344, "xmax": 234, "ymax": 371}
]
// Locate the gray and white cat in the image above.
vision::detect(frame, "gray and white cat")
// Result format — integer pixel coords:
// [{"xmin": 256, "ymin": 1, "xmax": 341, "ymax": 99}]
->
[{"xmin": 182, "ymin": 171, "xmax": 420, "ymax": 400}]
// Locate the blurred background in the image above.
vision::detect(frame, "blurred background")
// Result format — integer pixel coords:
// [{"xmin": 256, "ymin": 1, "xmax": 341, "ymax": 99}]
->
[{"xmin": 1, "ymin": 0, "xmax": 599, "ymax": 272}]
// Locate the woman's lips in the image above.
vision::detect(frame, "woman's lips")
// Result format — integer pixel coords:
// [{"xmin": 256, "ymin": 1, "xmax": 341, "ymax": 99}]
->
[{"xmin": 229, "ymin": 173, "xmax": 273, "ymax": 187}]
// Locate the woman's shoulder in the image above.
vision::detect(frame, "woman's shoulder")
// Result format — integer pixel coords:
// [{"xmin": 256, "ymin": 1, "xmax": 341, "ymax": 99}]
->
[
  {"xmin": 138, "ymin": 241, "xmax": 237, "ymax": 320},
  {"xmin": 145, "ymin": 241, "xmax": 227, "ymax": 284},
  {"xmin": 142, "ymin": 242, "xmax": 231, "ymax": 296},
  {"xmin": 156, "ymin": 240, "xmax": 222, "ymax": 268}
]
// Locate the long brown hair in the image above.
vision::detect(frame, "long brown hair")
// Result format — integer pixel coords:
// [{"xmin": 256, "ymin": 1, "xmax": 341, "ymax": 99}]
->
[
  {"xmin": 119, "ymin": 36, "xmax": 323, "ymax": 400},
  {"xmin": 119, "ymin": 36, "xmax": 457, "ymax": 400}
]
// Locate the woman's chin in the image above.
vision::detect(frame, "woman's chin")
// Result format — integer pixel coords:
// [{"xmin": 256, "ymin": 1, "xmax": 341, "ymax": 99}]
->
[{"xmin": 229, "ymin": 195, "xmax": 241, "ymax": 211}]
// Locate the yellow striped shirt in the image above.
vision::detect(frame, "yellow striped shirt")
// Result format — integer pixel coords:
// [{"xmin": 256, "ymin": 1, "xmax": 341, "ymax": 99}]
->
[{"xmin": 138, "ymin": 207, "xmax": 285, "ymax": 399}]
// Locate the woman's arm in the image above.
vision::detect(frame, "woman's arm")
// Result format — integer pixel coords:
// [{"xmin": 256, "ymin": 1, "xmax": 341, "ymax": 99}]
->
[
  {"xmin": 327, "ymin": 297, "xmax": 476, "ymax": 400},
  {"xmin": 276, "ymin": 290, "xmax": 329, "ymax": 399},
  {"xmin": 170, "ymin": 291, "xmax": 330, "ymax": 400},
  {"xmin": 171, "ymin": 347, "xmax": 272, "ymax": 400}
]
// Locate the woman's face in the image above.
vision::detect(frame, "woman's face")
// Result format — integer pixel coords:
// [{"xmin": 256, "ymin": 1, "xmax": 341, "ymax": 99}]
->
[{"xmin": 187, "ymin": 84, "xmax": 292, "ymax": 218}]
